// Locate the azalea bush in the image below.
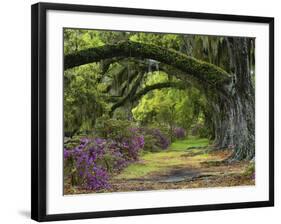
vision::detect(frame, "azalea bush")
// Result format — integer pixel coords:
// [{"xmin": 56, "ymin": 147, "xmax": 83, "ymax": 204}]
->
[
  {"xmin": 139, "ymin": 127, "xmax": 171, "ymax": 151},
  {"xmin": 64, "ymin": 120, "xmax": 145, "ymax": 191},
  {"xmin": 94, "ymin": 118, "xmax": 145, "ymax": 162},
  {"xmin": 64, "ymin": 138, "xmax": 110, "ymax": 190},
  {"xmin": 151, "ymin": 128, "xmax": 171, "ymax": 149},
  {"xmin": 173, "ymin": 127, "xmax": 186, "ymax": 139}
]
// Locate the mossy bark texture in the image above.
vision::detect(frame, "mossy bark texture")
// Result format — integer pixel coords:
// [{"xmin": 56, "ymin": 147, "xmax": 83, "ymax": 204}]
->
[
  {"xmin": 210, "ymin": 38, "xmax": 255, "ymax": 160},
  {"xmin": 65, "ymin": 41, "xmax": 231, "ymax": 87}
]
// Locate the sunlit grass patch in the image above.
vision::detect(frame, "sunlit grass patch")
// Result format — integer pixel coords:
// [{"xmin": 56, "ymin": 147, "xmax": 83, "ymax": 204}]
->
[
  {"xmin": 169, "ymin": 137, "xmax": 209, "ymax": 151},
  {"xmin": 115, "ymin": 137, "xmax": 210, "ymax": 180},
  {"xmin": 114, "ymin": 162, "xmax": 162, "ymax": 179}
]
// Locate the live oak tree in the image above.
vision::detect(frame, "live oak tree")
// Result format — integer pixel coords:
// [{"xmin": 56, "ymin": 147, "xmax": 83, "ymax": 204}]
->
[{"xmin": 64, "ymin": 31, "xmax": 255, "ymax": 161}]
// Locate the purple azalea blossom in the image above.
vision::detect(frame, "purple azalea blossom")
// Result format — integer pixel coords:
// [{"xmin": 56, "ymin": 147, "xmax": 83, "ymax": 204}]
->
[
  {"xmin": 64, "ymin": 130, "xmax": 145, "ymax": 190},
  {"xmin": 173, "ymin": 127, "xmax": 186, "ymax": 139}
]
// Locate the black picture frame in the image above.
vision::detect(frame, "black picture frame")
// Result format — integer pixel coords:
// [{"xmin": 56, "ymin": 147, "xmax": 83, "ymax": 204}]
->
[{"xmin": 31, "ymin": 2, "xmax": 274, "ymax": 222}]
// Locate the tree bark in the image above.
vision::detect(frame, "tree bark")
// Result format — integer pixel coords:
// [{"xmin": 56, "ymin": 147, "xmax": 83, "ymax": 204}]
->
[{"xmin": 211, "ymin": 38, "xmax": 255, "ymax": 160}]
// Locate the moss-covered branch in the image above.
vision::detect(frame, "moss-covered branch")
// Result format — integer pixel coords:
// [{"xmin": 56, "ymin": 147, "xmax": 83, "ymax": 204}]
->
[{"xmin": 64, "ymin": 41, "xmax": 231, "ymax": 86}]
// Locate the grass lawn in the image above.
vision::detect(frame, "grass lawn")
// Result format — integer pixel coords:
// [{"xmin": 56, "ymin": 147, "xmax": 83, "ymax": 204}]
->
[{"xmin": 114, "ymin": 137, "xmax": 209, "ymax": 179}]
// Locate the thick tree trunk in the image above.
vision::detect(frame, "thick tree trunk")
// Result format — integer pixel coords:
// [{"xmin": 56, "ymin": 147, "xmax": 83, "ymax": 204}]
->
[{"xmin": 212, "ymin": 38, "xmax": 255, "ymax": 160}]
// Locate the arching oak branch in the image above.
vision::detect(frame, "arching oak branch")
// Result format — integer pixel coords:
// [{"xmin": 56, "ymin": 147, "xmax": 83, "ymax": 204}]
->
[{"xmin": 64, "ymin": 41, "xmax": 231, "ymax": 86}]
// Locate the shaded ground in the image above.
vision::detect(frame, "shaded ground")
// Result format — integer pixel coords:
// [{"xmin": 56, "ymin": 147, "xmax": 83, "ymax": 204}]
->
[{"xmin": 64, "ymin": 137, "xmax": 254, "ymax": 194}]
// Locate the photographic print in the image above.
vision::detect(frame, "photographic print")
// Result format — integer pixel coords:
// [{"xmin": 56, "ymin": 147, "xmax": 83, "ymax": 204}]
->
[
  {"xmin": 63, "ymin": 29, "xmax": 256, "ymax": 195},
  {"xmin": 32, "ymin": 3, "xmax": 274, "ymax": 221}
]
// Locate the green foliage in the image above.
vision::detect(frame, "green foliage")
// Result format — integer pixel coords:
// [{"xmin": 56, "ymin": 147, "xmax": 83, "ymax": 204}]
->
[
  {"xmin": 141, "ymin": 125, "xmax": 171, "ymax": 152},
  {"xmin": 244, "ymin": 161, "xmax": 255, "ymax": 177},
  {"xmin": 63, "ymin": 28, "xmax": 248, "ymax": 140},
  {"xmin": 64, "ymin": 29, "xmax": 132, "ymax": 54},
  {"xmin": 142, "ymin": 134, "xmax": 159, "ymax": 152},
  {"xmin": 64, "ymin": 29, "xmax": 104, "ymax": 54},
  {"xmin": 130, "ymin": 33, "xmax": 181, "ymax": 50},
  {"xmin": 94, "ymin": 116, "xmax": 135, "ymax": 139},
  {"xmin": 191, "ymin": 124, "xmax": 211, "ymax": 138},
  {"xmin": 64, "ymin": 63, "xmax": 107, "ymax": 134},
  {"xmin": 132, "ymin": 72, "xmax": 208, "ymax": 138}
]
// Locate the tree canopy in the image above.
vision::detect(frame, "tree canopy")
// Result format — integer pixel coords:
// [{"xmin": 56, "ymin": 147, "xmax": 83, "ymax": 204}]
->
[{"xmin": 63, "ymin": 29, "xmax": 255, "ymax": 161}]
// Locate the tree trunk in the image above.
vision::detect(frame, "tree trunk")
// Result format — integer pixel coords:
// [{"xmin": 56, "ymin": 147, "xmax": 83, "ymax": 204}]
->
[{"xmin": 212, "ymin": 38, "xmax": 255, "ymax": 160}]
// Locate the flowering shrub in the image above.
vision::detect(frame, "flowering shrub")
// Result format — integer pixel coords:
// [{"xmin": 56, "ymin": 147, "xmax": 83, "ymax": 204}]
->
[
  {"xmin": 151, "ymin": 128, "xmax": 171, "ymax": 149},
  {"xmin": 64, "ymin": 138, "xmax": 109, "ymax": 190},
  {"xmin": 138, "ymin": 127, "xmax": 171, "ymax": 151},
  {"xmin": 117, "ymin": 127, "xmax": 145, "ymax": 160},
  {"xmin": 64, "ymin": 127, "xmax": 144, "ymax": 191},
  {"xmin": 173, "ymin": 127, "xmax": 186, "ymax": 139}
]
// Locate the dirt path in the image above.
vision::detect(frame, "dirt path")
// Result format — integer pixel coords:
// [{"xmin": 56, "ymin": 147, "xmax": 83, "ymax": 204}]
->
[
  {"xmin": 65, "ymin": 138, "xmax": 255, "ymax": 194},
  {"xmin": 109, "ymin": 141, "xmax": 254, "ymax": 192},
  {"xmin": 120, "ymin": 169, "xmax": 200, "ymax": 183}
]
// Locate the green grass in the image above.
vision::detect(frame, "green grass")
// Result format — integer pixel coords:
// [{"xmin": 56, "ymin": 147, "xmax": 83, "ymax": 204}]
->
[
  {"xmin": 169, "ymin": 137, "xmax": 209, "ymax": 151},
  {"xmin": 114, "ymin": 137, "xmax": 209, "ymax": 180}
]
